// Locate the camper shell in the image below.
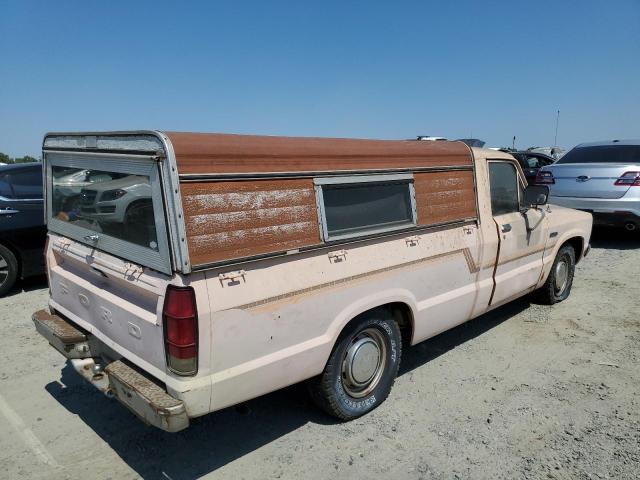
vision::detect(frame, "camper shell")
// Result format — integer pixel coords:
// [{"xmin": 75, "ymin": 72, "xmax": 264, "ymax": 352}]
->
[
  {"xmin": 34, "ymin": 131, "xmax": 592, "ymax": 431},
  {"xmin": 42, "ymin": 131, "xmax": 478, "ymax": 273}
]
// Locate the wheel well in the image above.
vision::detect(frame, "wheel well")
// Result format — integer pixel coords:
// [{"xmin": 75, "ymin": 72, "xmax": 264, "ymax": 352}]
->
[
  {"xmin": 563, "ymin": 236, "xmax": 584, "ymax": 263},
  {"xmin": 125, "ymin": 198, "xmax": 152, "ymax": 213},
  {"xmin": 346, "ymin": 302, "xmax": 415, "ymax": 348}
]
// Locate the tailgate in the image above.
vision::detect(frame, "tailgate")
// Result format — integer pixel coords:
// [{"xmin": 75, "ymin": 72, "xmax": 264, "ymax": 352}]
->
[
  {"xmin": 48, "ymin": 234, "xmax": 170, "ymax": 378},
  {"xmin": 545, "ymin": 163, "xmax": 635, "ymax": 199}
]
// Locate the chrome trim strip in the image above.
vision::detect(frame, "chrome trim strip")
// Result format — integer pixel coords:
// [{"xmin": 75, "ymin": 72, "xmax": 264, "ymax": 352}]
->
[{"xmin": 177, "ymin": 165, "xmax": 473, "ymax": 182}]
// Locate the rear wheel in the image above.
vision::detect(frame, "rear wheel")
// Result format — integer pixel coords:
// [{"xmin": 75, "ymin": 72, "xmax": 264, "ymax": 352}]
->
[
  {"xmin": 535, "ymin": 244, "xmax": 575, "ymax": 304},
  {"xmin": 308, "ymin": 309, "xmax": 402, "ymax": 420},
  {"xmin": 0, "ymin": 244, "xmax": 18, "ymax": 297}
]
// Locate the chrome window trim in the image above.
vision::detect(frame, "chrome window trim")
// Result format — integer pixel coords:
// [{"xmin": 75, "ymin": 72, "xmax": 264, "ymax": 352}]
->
[
  {"xmin": 152, "ymin": 131, "xmax": 191, "ymax": 274},
  {"xmin": 44, "ymin": 151, "xmax": 172, "ymax": 275},
  {"xmin": 313, "ymin": 173, "xmax": 414, "ymax": 185},
  {"xmin": 487, "ymin": 159, "xmax": 525, "ymax": 215},
  {"xmin": 313, "ymin": 173, "xmax": 417, "ymax": 242}
]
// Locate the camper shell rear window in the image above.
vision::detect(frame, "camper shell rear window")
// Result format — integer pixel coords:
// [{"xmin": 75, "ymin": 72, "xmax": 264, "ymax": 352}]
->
[{"xmin": 45, "ymin": 152, "xmax": 172, "ymax": 274}]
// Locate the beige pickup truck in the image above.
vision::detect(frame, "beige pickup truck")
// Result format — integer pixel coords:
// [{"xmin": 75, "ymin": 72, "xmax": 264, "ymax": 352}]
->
[{"xmin": 33, "ymin": 132, "xmax": 592, "ymax": 432}]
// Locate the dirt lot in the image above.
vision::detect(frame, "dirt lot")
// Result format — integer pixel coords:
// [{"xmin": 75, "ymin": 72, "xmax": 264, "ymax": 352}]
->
[{"xmin": 0, "ymin": 229, "xmax": 638, "ymax": 480}]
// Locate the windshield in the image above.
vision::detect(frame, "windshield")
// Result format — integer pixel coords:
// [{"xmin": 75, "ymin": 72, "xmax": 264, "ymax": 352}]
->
[
  {"xmin": 51, "ymin": 166, "xmax": 159, "ymax": 251},
  {"xmin": 557, "ymin": 145, "xmax": 640, "ymax": 164}
]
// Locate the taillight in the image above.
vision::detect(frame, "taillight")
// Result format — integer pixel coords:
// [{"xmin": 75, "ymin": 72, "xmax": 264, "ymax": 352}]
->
[
  {"xmin": 536, "ymin": 170, "xmax": 555, "ymax": 185},
  {"xmin": 163, "ymin": 285, "xmax": 198, "ymax": 376},
  {"xmin": 614, "ymin": 171, "xmax": 640, "ymax": 186}
]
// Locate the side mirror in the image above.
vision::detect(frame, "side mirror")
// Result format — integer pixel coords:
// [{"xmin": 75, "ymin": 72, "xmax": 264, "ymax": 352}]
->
[{"xmin": 523, "ymin": 185, "xmax": 549, "ymax": 207}]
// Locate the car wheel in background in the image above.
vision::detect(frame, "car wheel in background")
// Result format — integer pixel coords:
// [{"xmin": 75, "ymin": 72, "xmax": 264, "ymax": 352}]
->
[
  {"xmin": 308, "ymin": 309, "xmax": 402, "ymax": 420},
  {"xmin": 535, "ymin": 244, "xmax": 575, "ymax": 305},
  {"xmin": 0, "ymin": 244, "xmax": 19, "ymax": 297}
]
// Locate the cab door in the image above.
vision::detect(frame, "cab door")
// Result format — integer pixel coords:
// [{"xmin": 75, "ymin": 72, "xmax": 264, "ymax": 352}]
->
[{"xmin": 488, "ymin": 160, "xmax": 548, "ymax": 305}]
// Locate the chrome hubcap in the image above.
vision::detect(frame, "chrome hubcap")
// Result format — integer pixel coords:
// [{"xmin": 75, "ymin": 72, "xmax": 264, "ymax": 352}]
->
[
  {"xmin": 554, "ymin": 256, "xmax": 569, "ymax": 295},
  {"xmin": 0, "ymin": 254, "xmax": 8, "ymax": 285},
  {"xmin": 342, "ymin": 328, "xmax": 386, "ymax": 398}
]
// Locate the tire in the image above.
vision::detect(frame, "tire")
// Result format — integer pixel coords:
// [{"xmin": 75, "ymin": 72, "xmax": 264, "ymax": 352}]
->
[
  {"xmin": 124, "ymin": 200, "xmax": 155, "ymax": 248},
  {"xmin": 535, "ymin": 244, "xmax": 576, "ymax": 305},
  {"xmin": 308, "ymin": 309, "xmax": 402, "ymax": 420},
  {"xmin": 0, "ymin": 244, "xmax": 19, "ymax": 297}
]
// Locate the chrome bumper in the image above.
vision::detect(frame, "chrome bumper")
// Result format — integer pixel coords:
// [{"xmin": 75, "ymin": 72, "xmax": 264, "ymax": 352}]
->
[{"xmin": 32, "ymin": 309, "xmax": 189, "ymax": 433}]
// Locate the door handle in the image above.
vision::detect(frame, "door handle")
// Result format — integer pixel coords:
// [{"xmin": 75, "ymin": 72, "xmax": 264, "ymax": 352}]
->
[
  {"xmin": 501, "ymin": 223, "xmax": 512, "ymax": 233},
  {"xmin": 0, "ymin": 208, "xmax": 19, "ymax": 215}
]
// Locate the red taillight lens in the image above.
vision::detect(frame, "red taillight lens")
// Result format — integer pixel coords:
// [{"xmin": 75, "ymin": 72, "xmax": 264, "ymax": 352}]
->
[
  {"xmin": 614, "ymin": 171, "xmax": 640, "ymax": 186},
  {"xmin": 536, "ymin": 170, "xmax": 555, "ymax": 185},
  {"xmin": 163, "ymin": 285, "xmax": 198, "ymax": 375}
]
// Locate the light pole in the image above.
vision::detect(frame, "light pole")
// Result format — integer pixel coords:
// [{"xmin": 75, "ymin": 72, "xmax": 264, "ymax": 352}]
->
[{"xmin": 554, "ymin": 109, "xmax": 560, "ymax": 147}]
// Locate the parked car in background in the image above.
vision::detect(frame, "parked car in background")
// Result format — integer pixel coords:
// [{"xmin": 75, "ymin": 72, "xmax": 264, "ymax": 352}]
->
[
  {"xmin": 528, "ymin": 146, "xmax": 566, "ymax": 161},
  {"xmin": 537, "ymin": 140, "xmax": 640, "ymax": 231},
  {"xmin": 0, "ymin": 163, "xmax": 46, "ymax": 295},
  {"xmin": 500, "ymin": 149, "xmax": 556, "ymax": 185}
]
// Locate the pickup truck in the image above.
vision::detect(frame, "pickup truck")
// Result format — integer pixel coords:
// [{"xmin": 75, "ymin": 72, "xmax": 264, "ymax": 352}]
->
[{"xmin": 33, "ymin": 131, "xmax": 592, "ymax": 432}]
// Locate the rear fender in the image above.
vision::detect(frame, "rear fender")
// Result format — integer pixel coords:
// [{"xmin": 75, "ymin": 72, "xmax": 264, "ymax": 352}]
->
[{"xmin": 321, "ymin": 288, "xmax": 418, "ymax": 362}]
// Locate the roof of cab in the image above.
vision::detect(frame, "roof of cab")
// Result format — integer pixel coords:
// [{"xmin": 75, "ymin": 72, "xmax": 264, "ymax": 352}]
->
[{"xmin": 163, "ymin": 131, "xmax": 473, "ymax": 175}]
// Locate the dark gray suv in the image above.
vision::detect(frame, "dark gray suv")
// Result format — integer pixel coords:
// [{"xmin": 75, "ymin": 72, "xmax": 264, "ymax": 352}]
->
[{"xmin": 0, "ymin": 163, "xmax": 46, "ymax": 295}]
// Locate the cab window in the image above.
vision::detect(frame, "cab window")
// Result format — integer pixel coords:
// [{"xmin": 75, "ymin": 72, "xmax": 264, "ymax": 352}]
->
[
  {"xmin": 7, "ymin": 167, "xmax": 43, "ymax": 199},
  {"xmin": 489, "ymin": 162, "xmax": 520, "ymax": 215}
]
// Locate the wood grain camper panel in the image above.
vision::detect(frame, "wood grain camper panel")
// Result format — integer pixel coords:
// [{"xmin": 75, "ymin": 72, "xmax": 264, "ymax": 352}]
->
[
  {"xmin": 414, "ymin": 171, "xmax": 477, "ymax": 225},
  {"xmin": 165, "ymin": 132, "xmax": 473, "ymax": 175},
  {"xmin": 181, "ymin": 179, "xmax": 321, "ymax": 265}
]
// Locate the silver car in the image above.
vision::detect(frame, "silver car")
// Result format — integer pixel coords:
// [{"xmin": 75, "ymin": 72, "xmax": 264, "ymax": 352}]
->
[{"xmin": 537, "ymin": 139, "xmax": 640, "ymax": 231}]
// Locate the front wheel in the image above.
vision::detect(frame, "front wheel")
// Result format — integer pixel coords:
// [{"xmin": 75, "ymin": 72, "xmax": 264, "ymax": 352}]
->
[
  {"xmin": 0, "ymin": 244, "xmax": 18, "ymax": 297},
  {"xmin": 535, "ymin": 244, "xmax": 576, "ymax": 305},
  {"xmin": 308, "ymin": 309, "xmax": 402, "ymax": 420}
]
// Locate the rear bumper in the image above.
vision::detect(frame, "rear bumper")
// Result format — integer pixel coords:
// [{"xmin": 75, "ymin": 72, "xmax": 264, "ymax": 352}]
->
[
  {"xmin": 32, "ymin": 309, "xmax": 189, "ymax": 432},
  {"xmin": 549, "ymin": 196, "xmax": 640, "ymax": 227}
]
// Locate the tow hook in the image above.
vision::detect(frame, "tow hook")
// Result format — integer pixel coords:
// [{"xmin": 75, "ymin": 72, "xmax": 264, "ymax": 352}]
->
[{"xmin": 71, "ymin": 358, "xmax": 112, "ymax": 397}]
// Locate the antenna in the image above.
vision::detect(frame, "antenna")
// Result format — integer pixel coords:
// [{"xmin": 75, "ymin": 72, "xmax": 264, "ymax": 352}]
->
[{"xmin": 554, "ymin": 109, "xmax": 560, "ymax": 146}]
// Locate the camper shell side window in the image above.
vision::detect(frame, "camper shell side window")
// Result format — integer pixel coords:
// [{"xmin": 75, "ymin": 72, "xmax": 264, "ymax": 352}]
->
[{"xmin": 314, "ymin": 174, "xmax": 417, "ymax": 241}]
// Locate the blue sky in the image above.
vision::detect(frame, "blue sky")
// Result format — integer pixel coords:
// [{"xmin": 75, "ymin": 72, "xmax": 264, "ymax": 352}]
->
[{"xmin": 1, "ymin": 0, "xmax": 639, "ymax": 157}]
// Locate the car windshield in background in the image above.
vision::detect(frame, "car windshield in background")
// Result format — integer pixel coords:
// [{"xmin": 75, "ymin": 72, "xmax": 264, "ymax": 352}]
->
[
  {"xmin": 51, "ymin": 166, "xmax": 159, "ymax": 251},
  {"xmin": 556, "ymin": 145, "xmax": 640, "ymax": 164}
]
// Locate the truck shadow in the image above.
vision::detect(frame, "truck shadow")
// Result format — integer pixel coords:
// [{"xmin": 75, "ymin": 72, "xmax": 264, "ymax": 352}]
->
[
  {"xmin": 590, "ymin": 227, "xmax": 640, "ymax": 250},
  {"xmin": 44, "ymin": 298, "xmax": 528, "ymax": 479},
  {"xmin": 4, "ymin": 274, "xmax": 47, "ymax": 297}
]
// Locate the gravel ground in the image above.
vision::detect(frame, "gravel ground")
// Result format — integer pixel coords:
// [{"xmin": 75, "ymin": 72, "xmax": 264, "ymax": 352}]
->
[{"xmin": 0, "ymin": 229, "xmax": 638, "ymax": 480}]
